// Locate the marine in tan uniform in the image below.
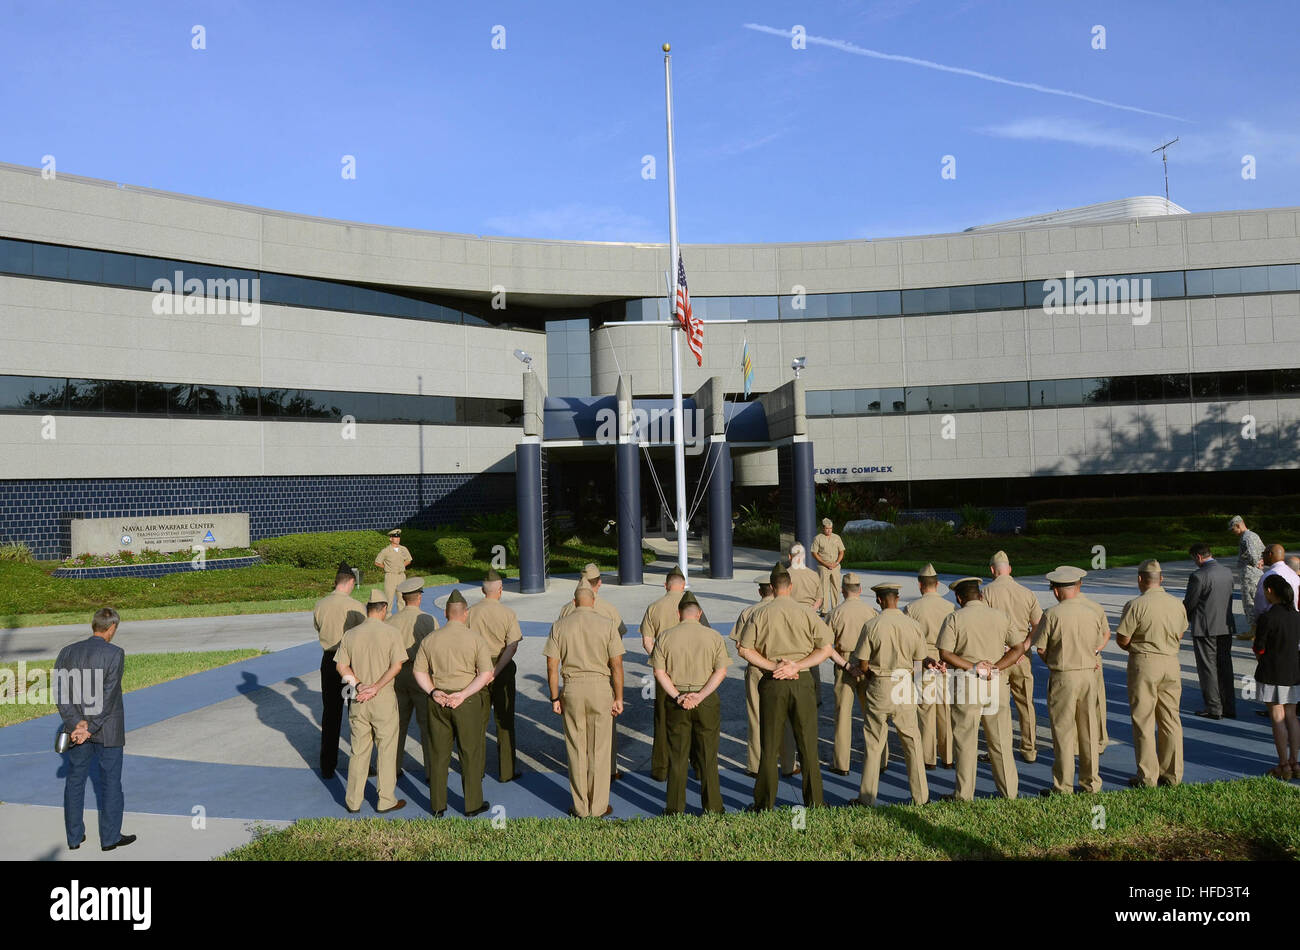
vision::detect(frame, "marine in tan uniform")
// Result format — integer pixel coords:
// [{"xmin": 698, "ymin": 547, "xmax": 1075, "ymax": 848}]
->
[
  {"xmin": 413, "ymin": 589, "xmax": 494, "ymax": 817},
  {"xmin": 640, "ymin": 565, "xmax": 710, "ymax": 781},
  {"xmin": 466, "ymin": 568, "xmax": 523, "ymax": 782},
  {"xmin": 545, "ymin": 585, "xmax": 625, "ymax": 817},
  {"xmin": 730, "ymin": 576, "xmax": 796, "ymax": 776},
  {"xmin": 556, "ymin": 564, "xmax": 627, "ymax": 779},
  {"xmin": 826, "ymin": 573, "xmax": 878, "ymax": 775},
  {"xmin": 1033, "ymin": 568, "xmax": 1107, "ymax": 795},
  {"xmin": 335, "ymin": 589, "xmax": 408, "ymax": 813},
  {"xmin": 388, "ymin": 576, "xmax": 440, "ymax": 784},
  {"xmin": 312, "ymin": 561, "xmax": 367, "ymax": 779},
  {"xmin": 938, "ymin": 577, "xmax": 1027, "ymax": 800},
  {"xmin": 1057, "ymin": 565, "xmax": 1113, "ymax": 753},
  {"xmin": 787, "ymin": 544, "xmax": 827, "ymax": 707},
  {"xmin": 1115, "ymin": 560, "xmax": 1188, "ymax": 788},
  {"xmin": 652, "ymin": 590, "xmax": 730, "ymax": 814},
  {"xmin": 981, "ymin": 551, "xmax": 1044, "ymax": 763},
  {"xmin": 374, "ymin": 528, "xmax": 412, "ymax": 613},
  {"xmin": 852, "ymin": 583, "xmax": 931, "ymax": 806},
  {"xmin": 905, "ymin": 564, "xmax": 955, "ymax": 769},
  {"xmin": 811, "ymin": 518, "xmax": 846, "ymax": 615},
  {"xmin": 736, "ymin": 564, "xmax": 833, "ymax": 810}
]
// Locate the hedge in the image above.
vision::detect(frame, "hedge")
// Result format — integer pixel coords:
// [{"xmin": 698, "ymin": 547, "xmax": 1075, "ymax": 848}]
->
[
  {"xmin": 1029, "ymin": 514, "xmax": 1300, "ymax": 538},
  {"xmin": 1026, "ymin": 495, "xmax": 1300, "ymax": 522},
  {"xmin": 254, "ymin": 530, "xmax": 518, "ymax": 574}
]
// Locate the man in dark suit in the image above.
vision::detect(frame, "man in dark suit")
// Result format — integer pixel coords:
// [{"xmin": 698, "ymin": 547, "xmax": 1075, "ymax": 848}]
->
[
  {"xmin": 54, "ymin": 607, "xmax": 136, "ymax": 852},
  {"xmin": 1183, "ymin": 544, "xmax": 1238, "ymax": 720}
]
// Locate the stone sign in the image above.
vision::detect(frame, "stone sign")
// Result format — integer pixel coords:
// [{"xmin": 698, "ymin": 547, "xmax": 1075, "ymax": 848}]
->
[{"xmin": 71, "ymin": 513, "xmax": 251, "ymax": 556}]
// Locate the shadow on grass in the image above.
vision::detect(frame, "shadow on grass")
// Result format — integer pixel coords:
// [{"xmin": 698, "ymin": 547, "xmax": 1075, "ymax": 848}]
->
[{"xmin": 877, "ymin": 801, "xmax": 1007, "ymax": 860}]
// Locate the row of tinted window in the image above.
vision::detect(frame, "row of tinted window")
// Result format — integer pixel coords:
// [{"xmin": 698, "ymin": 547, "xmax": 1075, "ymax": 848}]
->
[
  {"xmin": 0, "ymin": 376, "xmax": 522, "ymax": 426},
  {"xmin": 0, "ymin": 238, "xmax": 543, "ymax": 332},
  {"xmin": 618, "ymin": 264, "xmax": 1300, "ymax": 323},
  {"xmin": 806, "ymin": 369, "xmax": 1300, "ymax": 417}
]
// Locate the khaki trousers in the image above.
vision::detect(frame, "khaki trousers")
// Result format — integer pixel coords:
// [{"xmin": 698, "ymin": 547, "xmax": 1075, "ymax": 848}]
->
[
  {"xmin": 1094, "ymin": 661, "xmax": 1109, "ymax": 748},
  {"xmin": 1007, "ymin": 656, "xmax": 1036, "ymax": 757},
  {"xmin": 819, "ymin": 566, "xmax": 842, "ymax": 613},
  {"xmin": 833, "ymin": 665, "xmax": 888, "ymax": 772},
  {"xmin": 918, "ymin": 661, "xmax": 953, "ymax": 766},
  {"xmin": 383, "ymin": 572, "xmax": 406, "ymax": 612},
  {"xmin": 394, "ymin": 661, "xmax": 434, "ymax": 783},
  {"xmin": 561, "ymin": 676, "xmax": 615, "ymax": 817},
  {"xmin": 345, "ymin": 688, "xmax": 400, "ymax": 811},
  {"xmin": 427, "ymin": 691, "xmax": 487, "ymax": 814},
  {"xmin": 860, "ymin": 673, "xmax": 928, "ymax": 805},
  {"xmin": 744, "ymin": 663, "xmax": 794, "ymax": 774},
  {"xmin": 1127, "ymin": 652, "xmax": 1184, "ymax": 787},
  {"xmin": 1047, "ymin": 668, "xmax": 1100, "ymax": 794},
  {"xmin": 950, "ymin": 671, "xmax": 1018, "ymax": 800}
]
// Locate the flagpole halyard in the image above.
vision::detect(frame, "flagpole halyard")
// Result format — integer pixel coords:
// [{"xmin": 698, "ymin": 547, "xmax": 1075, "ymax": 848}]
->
[{"xmin": 664, "ymin": 44, "xmax": 690, "ymax": 582}]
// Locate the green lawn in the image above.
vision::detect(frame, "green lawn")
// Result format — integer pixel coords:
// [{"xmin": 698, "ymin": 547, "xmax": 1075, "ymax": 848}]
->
[
  {"xmin": 223, "ymin": 777, "xmax": 1299, "ymax": 861},
  {"xmin": 0, "ymin": 649, "xmax": 264, "ymax": 727}
]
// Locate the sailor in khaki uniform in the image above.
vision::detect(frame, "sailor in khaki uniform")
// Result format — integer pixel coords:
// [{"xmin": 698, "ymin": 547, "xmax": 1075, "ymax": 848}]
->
[
  {"xmin": 640, "ymin": 564, "xmax": 710, "ymax": 781},
  {"xmin": 335, "ymin": 589, "xmax": 408, "ymax": 813},
  {"xmin": 826, "ymin": 573, "xmax": 878, "ymax": 775},
  {"xmin": 982, "ymin": 551, "xmax": 1044, "ymax": 763},
  {"xmin": 466, "ymin": 568, "xmax": 523, "ymax": 782},
  {"xmin": 1057, "ymin": 565, "xmax": 1113, "ymax": 753},
  {"xmin": 545, "ymin": 585, "xmax": 625, "ymax": 817},
  {"xmin": 1033, "ymin": 567, "xmax": 1106, "ymax": 795},
  {"xmin": 652, "ymin": 590, "xmax": 729, "ymax": 814},
  {"xmin": 388, "ymin": 576, "xmax": 439, "ymax": 784},
  {"xmin": 852, "ymin": 583, "xmax": 931, "ymax": 806},
  {"xmin": 787, "ymin": 544, "xmax": 827, "ymax": 707},
  {"xmin": 556, "ymin": 564, "xmax": 627, "ymax": 779},
  {"xmin": 374, "ymin": 529, "xmax": 412, "ymax": 613},
  {"xmin": 905, "ymin": 563, "xmax": 955, "ymax": 769},
  {"xmin": 811, "ymin": 518, "xmax": 846, "ymax": 615},
  {"xmin": 736, "ymin": 564, "xmax": 833, "ymax": 810},
  {"xmin": 938, "ymin": 577, "xmax": 1027, "ymax": 800},
  {"xmin": 1115, "ymin": 560, "xmax": 1188, "ymax": 787},
  {"xmin": 312, "ymin": 561, "xmax": 367, "ymax": 779},
  {"xmin": 731, "ymin": 576, "xmax": 796, "ymax": 776},
  {"xmin": 413, "ymin": 589, "xmax": 494, "ymax": 817}
]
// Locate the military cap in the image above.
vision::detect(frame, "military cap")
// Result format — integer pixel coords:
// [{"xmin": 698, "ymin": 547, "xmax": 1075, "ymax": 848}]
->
[
  {"xmin": 446, "ymin": 588, "xmax": 467, "ymax": 606},
  {"xmin": 770, "ymin": 563, "xmax": 791, "ymax": 585},
  {"xmin": 397, "ymin": 576, "xmax": 424, "ymax": 595},
  {"xmin": 667, "ymin": 564, "xmax": 685, "ymax": 580},
  {"xmin": 917, "ymin": 563, "xmax": 938, "ymax": 577},
  {"xmin": 842, "ymin": 572, "xmax": 861, "ymax": 586},
  {"xmin": 677, "ymin": 590, "xmax": 700, "ymax": 610},
  {"xmin": 366, "ymin": 588, "xmax": 388, "ymax": 606},
  {"xmin": 871, "ymin": 582, "xmax": 901, "ymax": 595},
  {"xmin": 484, "ymin": 567, "xmax": 503, "ymax": 583},
  {"xmin": 1055, "ymin": 565, "xmax": 1088, "ymax": 582},
  {"xmin": 1228, "ymin": 515, "xmax": 1245, "ymax": 528},
  {"xmin": 990, "ymin": 550, "xmax": 1010, "ymax": 567},
  {"xmin": 575, "ymin": 576, "xmax": 592, "ymax": 591},
  {"xmin": 821, "ymin": 517, "xmax": 833, "ymax": 527},
  {"xmin": 387, "ymin": 528, "xmax": 402, "ymax": 537},
  {"xmin": 337, "ymin": 560, "xmax": 354, "ymax": 575},
  {"xmin": 754, "ymin": 573, "xmax": 769, "ymax": 585},
  {"xmin": 947, "ymin": 576, "xmax": 983, "ymax": 592},
  {"xmin": 1138, "ymin": 559, "xmax": 1162, "ymax": 576},
  {"xmin": 582, "ymin": 562, "xmax": 601, "ymax": 581},
  {"xmin": 1045, "ymin": 566, "xmax": 1082, "ymax": 585}
]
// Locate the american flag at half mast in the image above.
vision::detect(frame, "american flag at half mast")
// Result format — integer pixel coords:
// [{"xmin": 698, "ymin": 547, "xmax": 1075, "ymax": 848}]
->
[{"xmin": 675, "ymin": 252, "xmax": 703, "ymax": 366}]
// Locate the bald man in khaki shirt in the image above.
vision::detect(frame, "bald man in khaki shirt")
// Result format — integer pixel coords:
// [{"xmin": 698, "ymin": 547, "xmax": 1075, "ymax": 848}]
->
[
  {"xmin": 557, "ymin": 566, "xmax": 627, "ymax": 779},
  {"xmin": 826, "ymin": 573, "xmax": 878, "ymax": 775},
  {"xmin": 905, "ymin": 565, "xmax": 955, "ymax": 769},
  {"xmin": 467, "ymin": 569, "xmax": 523, "ymax": 782},
  {"xmin": 640, "ymin": 566, "xmax": 709, "ymax": 781},
  {"xmin": 982, "ymin": 552, "xmax": 1044, "ymax": 763},
  {"xmin": 1115, "ymin": 560, "xmax": 1189, "ymax": 788},
  {"xmin": 731, "ymin": 580, "xmax": 796, "ymax": 776}
]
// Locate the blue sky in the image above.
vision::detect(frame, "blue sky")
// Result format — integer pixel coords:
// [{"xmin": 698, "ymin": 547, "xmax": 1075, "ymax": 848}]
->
[{"xmin": 2, "ymin": 0, "xmax": 1296, "ymax": 244}]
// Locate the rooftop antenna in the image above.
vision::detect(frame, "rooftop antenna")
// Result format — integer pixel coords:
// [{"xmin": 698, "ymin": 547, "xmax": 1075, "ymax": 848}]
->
[{"xmin": 1152, "ymin": 137, "xmax": 1179, "ymax": 209}]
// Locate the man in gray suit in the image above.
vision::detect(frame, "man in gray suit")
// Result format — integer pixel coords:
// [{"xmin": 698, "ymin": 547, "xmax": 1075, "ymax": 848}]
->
[
  {"xmin": 54, "ymin": 607, "xmax": 136, "ymax": 852},
  {"xmin": 1183, "ymin": 544, "xmax": 1238, "ymax": 720}
]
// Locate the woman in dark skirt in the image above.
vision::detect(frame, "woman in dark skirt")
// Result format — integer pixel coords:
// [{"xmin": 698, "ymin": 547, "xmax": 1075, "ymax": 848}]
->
[{"xmin": 1253, "ymin": 573, "xmax": 1300, "ymax": 779}]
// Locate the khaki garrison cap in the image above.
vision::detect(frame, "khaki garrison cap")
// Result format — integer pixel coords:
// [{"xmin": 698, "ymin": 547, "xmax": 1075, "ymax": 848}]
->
[
  {"xmin": 842, "ymin": 572, "xmax": 861, "ymax": 586},
  {"xmin": 387, "ymin": 529, "xmax": 402, "ymax": 537},
  {"xmin": 575, "ymin": 577, "xmax": 592, "ymax": 592},
  {"xmin": 990, "ymin": 550, "xmax": 1010, "ymax": 567},
  {"xmin": 446, "ymin": 589, "xmax": 467, "ymax": 607},
  {"xmin": 366, "ymin": 588, "xmax": 388, "ymax": 606},
  {"xmin": 667, "ymin": 564, "xmax": 685, "ymax": 580},
  {"xmin": 917, "ymin": 563, "xmax": 938, "ymax": 577},
  {"xmin": 1138, "ymin": 559, "xmax": 1162, "ymax": 576},
  {"xmin": 677, "ymin": 590, "xmax": 700, "ymax": 610},
  {"xmin": 582, "ymin": 563, "xmax": 601, "ymax": 581},
  {"xmin": 397, "ymin": 576, "xmax": 424, "ymax": 595},
  {"xmin": 484, "ymin": 567, "xmax": 503, "ymax": 583},
  {"xmin": 947, "ymin": 576, "xmax": 983, "ymax": 592},
  {"xmin": 871, "ymin": 582, "xmax": 901, "ymax": 595},
  {"xmin": 1046, "ymin": 567, "xmax": 1082, "ymax": 585},
  {"xmin": 822, "ymin": 518, "xmax": 833, "ymax": 527},
  {"xmin": 770, "ymin": 563, "xmax": 791, "ymax": 584}
]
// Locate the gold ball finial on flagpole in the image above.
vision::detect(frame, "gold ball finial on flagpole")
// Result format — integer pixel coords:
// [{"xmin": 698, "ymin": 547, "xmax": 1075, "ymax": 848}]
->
[{"xmin": 662, "ymin": 43, "xmax": 670, "ymax": 52}]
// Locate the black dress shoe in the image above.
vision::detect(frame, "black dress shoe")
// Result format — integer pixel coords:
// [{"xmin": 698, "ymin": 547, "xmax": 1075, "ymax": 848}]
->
[
  {"xmin": 1039, "ymin": 788, "xmax": 1062, "ymax": 797},
  {"xmin": 69, "ymin": 834, "xmax": 86, "ymax": 850},
  {"xmin": 831, "ymin": 768, "xmax": 850, "ymax": 776},
  {"xmin": 101, "ymin": 834, "xmax": 137, "ymax": 852},
  {"xmin": 432, "ymin": 809, "xmax": 446, "ymax": 818},
  {"xmin": 346, "ymin": 805, "xmax": 361, "ymax": 813},
  {"xmin": 376, "ymin": 799, "xmax": 406, "ymax": 814},
  {"xmin": 369, "ymin": 764, "xmax": 378, "ymax": 777},
  {"xmin": 1126, "ymin": 775, "xmax": 1149, "ymax": 788},
  {"xmin": 744, "ymin": 770, "xmax": 758, "ymax": 778},
  {"xmin": 611, "ymin": 771, "xmax": 624, "ymax": 781},
  {"xmin": 465, "ymin": 802, "xmax": 492, "ymax": 817},
  {"xmin": 1157, "ymin": 777, "xmax": 1175, "ymax": 787},
  {"xmin": 321, "ymin": 770, "xmax": 336, "ymax": 780},
  {"xmin": 1194, "ymin": 710, "xmax": 1222, "ymax": 720},
  {"xmin": 602, "ymin": 805, "xmax": 614, "ymax": 817}
]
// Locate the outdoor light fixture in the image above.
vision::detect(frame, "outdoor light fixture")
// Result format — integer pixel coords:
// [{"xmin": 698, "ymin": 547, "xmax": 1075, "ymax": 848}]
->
[
  {"xmin": 791, "ymin": 356, "xmax": 806, "ymax": 379},
  {"xmin": 514, "ymin": 349, "xmax": 534, "ymax": 371}
]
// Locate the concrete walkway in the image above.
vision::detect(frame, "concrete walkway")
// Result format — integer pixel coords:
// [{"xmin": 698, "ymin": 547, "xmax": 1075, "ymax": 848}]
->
[{"xmin": 0, "ymin": 559, "xmax": 1284, "ymax": 860}]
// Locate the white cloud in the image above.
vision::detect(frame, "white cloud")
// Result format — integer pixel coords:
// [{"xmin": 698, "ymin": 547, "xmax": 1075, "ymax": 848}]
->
[{"xmin": 978, "ymin": 118, "xmax": 1156, "ymax": 154}]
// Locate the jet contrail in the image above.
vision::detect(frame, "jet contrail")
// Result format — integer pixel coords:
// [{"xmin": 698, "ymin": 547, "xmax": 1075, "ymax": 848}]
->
[{"xmin": 743, "ymin": 23, "xmax": 1189, "ymax": 123}]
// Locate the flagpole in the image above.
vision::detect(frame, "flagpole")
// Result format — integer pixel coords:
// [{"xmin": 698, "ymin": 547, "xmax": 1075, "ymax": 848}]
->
[{"xmin": 663, "ymin": 42, "xmax": 689, "ymax": 583}]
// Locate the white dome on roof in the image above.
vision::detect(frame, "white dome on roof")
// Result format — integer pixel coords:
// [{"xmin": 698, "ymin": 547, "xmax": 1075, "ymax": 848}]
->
[{"xmin": 966, "ymin": 196, "xmax": 1189, "ymax": 231}]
